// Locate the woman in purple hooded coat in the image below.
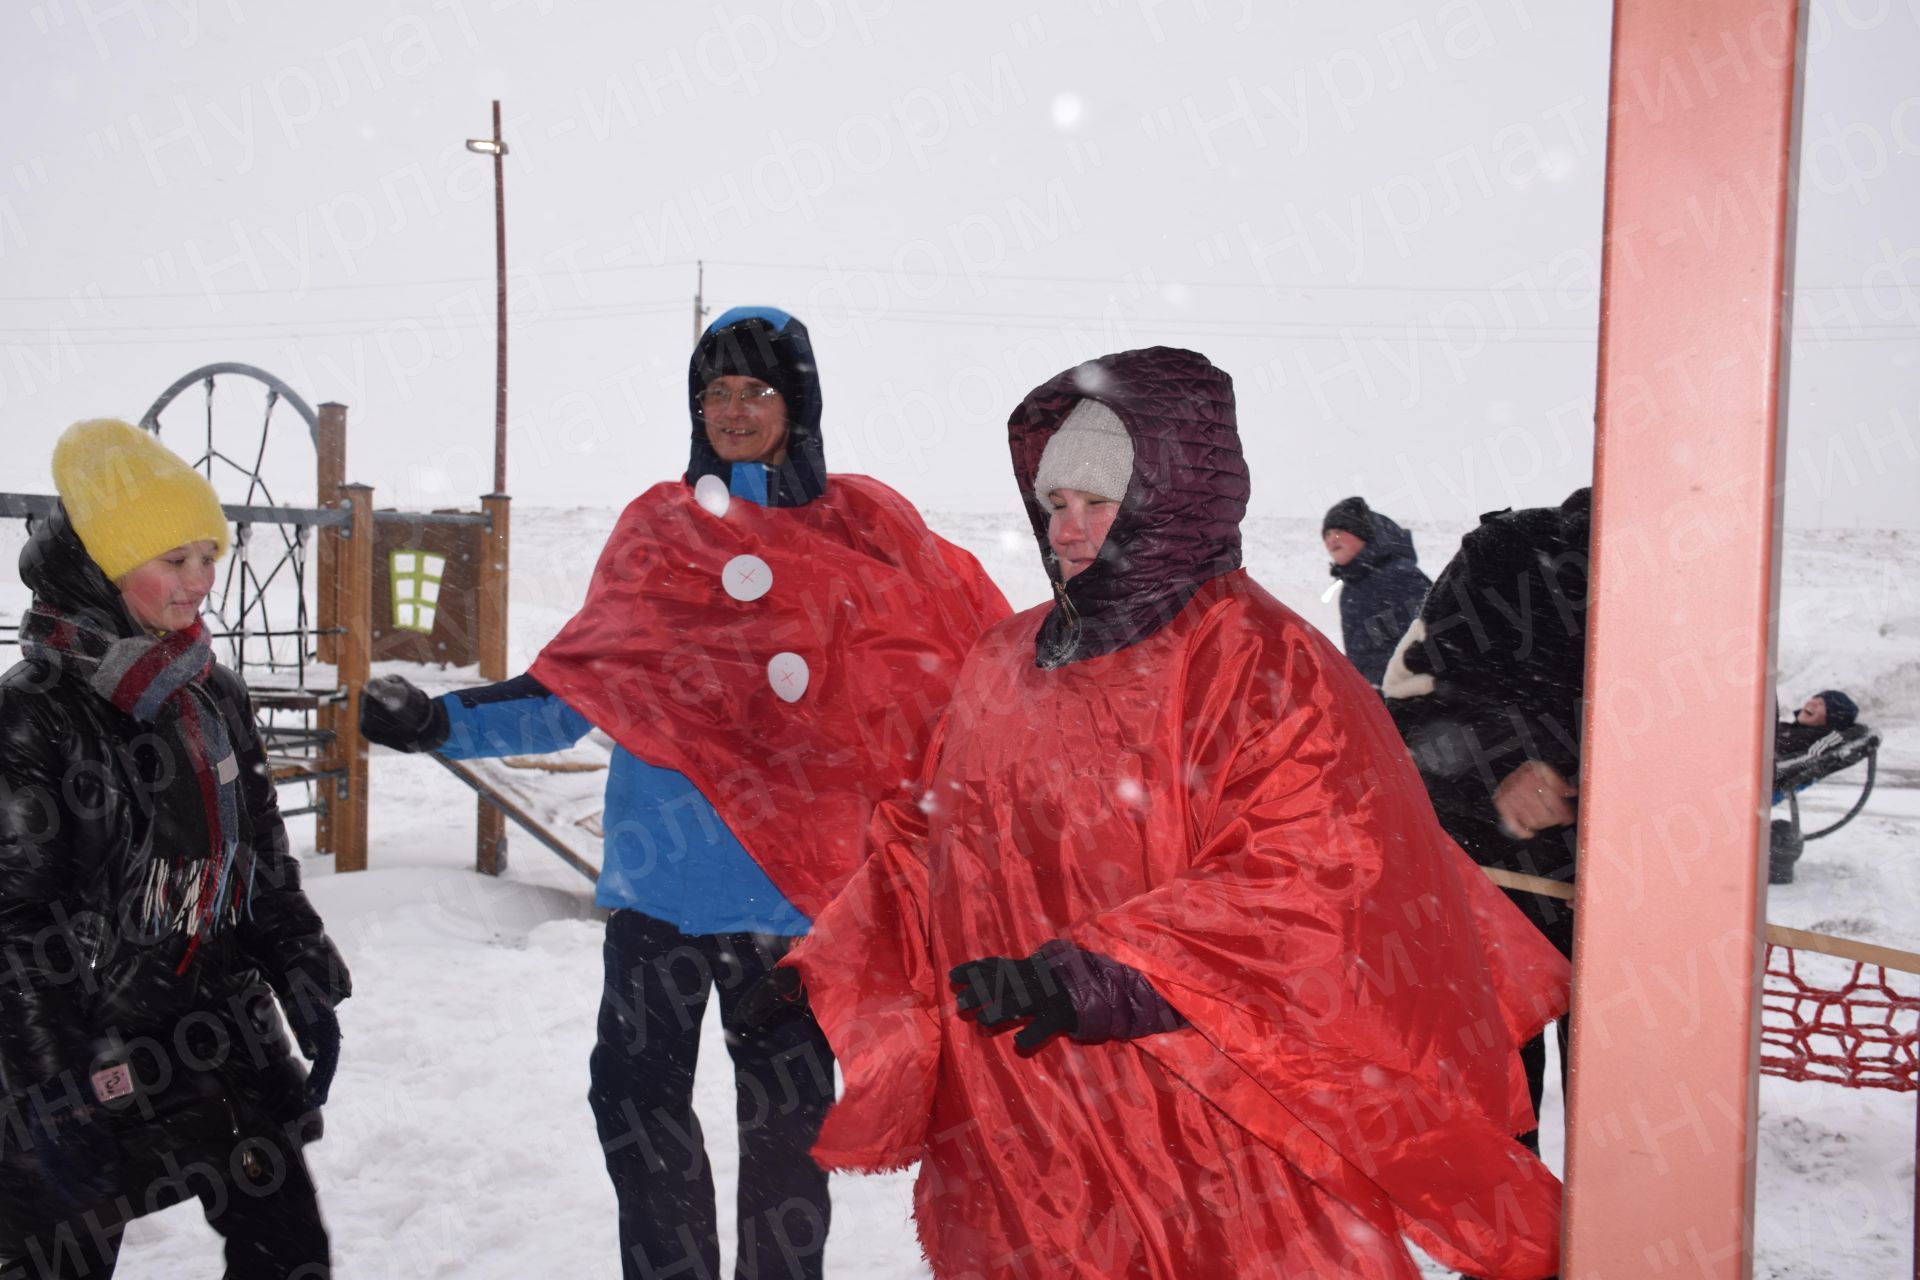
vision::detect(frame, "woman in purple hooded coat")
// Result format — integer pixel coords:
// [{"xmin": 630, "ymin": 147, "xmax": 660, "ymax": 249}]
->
[{"xmin": 780, "ymin": 348, "xmax": 1568, "ymax": 1279}]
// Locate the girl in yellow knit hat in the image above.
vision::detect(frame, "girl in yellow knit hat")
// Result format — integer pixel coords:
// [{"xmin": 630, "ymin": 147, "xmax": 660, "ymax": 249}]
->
[{"xmin": 1, "ymin": 419, "xmax": 352, "ymax": 1279}]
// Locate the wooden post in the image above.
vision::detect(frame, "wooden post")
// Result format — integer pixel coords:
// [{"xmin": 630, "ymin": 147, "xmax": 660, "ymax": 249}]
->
[
  {"xmin": 1563, "ymin": 0, "xmax": 1805, "ymax": 1274},
  {"xmin": 331, "ymin": 484, "xmax": 374, "ymax": 873},
  {"xmin": 474, "ymin": 492, "xmax": 511, "ymax": 876},
  {"xmin": 314, "ymin": 402, "xmax": 346, "ymax": 858}
]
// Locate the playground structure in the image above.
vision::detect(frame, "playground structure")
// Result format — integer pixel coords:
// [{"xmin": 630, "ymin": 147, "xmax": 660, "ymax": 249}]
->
[
  {"xmin": 0, "ymin": 364, "xmax": 526, "ymax": 880},
  {"xmin": 1770, "ymin": 723, "xmax": 1885, "ymax": 884},
  {"xmin": 1493, "ymin": 867, "xmax": 1918, "ymax": 1098}
]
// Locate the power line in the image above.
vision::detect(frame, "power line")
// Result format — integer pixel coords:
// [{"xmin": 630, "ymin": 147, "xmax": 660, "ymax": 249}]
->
[
  {"xmin": 0, "ymin": 298, "xmax": 686, "ymax": 336},
  {"xmin": 1, "ymin": 302, "xmax": 1595, "ymax": 345},
  {"xmin": 6, "ymin": 290, "xmax": 1913, "ymax": 342},
  {"xmin": 2, "ymin": 254, "xmax": 1910, "ymax": 306},
  {"xmin": 0, "ymin": 259, "xmax": 701, "ymax": 304},
  {"xmin": 7, "ymin": 300, "xmax": 1915, "ymax": 349},
  {"xmin": 701, "ymin": 256, "xmax": 1915, "ymax": 298}
]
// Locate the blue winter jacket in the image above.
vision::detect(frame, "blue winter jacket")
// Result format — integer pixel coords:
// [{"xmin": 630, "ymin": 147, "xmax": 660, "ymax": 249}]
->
[{"xmin": 435, "ymin": 461, "xmax": 810, "ymax": 936}]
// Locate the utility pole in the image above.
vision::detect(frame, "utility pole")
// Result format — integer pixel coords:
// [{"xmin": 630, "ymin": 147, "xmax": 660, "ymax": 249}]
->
[
  {"xmin": 465, "ymin": 100, "xmax": 510, "ymax": 494},
  {"xmin": 692, "ymin": 259, "xmax": 710, "ymax": 343},
  {"xmin": 464, "ymin": 101, "xmax": 512, "ymax": 878}
]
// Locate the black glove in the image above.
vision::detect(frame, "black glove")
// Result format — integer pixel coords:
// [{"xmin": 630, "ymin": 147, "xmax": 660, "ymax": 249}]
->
[
  {"xmin": 949, "ymin": 954, "xmax": 1078, "ymax": 1055},
  {"xmin": 284, "ymin": 1000, "xmax": 342, "ymax": 1110},
  {"xmin": 27, "ymin": 1097, "xmax": 118, "ymax": 1217},
  {"xmin": 735, "ymin": 965, "xmax": 812, "ymax": 1035},
  {"xmin": 273, "ymin": 936, "xmax": 350, "ymax": 1112},
  {"xmin": 359, "ymin": 674, "xmax": 448, "ymax": 753},
  {"xmin": 281, "ymin": 935, "xmax": 354, "ymax": 1009}
]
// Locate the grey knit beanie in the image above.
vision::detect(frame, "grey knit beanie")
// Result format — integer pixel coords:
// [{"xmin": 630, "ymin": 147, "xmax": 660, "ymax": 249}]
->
[{"xmin": 1032, "ymin": 399, "xmax": 1134, "ymax": 504}]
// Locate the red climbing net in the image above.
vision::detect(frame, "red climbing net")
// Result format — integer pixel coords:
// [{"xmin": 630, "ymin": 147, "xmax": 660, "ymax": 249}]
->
[{"xmin": 1761, "ymin": 944, "xmax": 1920, "ymax": 1092}]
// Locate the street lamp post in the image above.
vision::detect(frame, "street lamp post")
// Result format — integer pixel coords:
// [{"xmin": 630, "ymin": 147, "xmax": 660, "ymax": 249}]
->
[
  {"xmin": 464, "ymin": 101, "xmax": 512, "ymax": 877},
  {"xmin": 465, "ymin": 100, "xmax": 509, "ymax": 495}
]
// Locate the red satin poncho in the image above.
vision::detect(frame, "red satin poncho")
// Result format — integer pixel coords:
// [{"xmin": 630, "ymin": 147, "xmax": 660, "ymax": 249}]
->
[
  {"xmin": 790, "ymin": 571, "xmax": 1571, "ymax": 1278},
  {"xmin": 528, "ymin": 474, "xmax": 1010, "ymax": 917}
]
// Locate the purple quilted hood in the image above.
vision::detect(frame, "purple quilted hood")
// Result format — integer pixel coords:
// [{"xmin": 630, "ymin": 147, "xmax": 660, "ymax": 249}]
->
[{"xmin": 1008, "ymin": 346, "xmax": 1250, "ymax": 666}]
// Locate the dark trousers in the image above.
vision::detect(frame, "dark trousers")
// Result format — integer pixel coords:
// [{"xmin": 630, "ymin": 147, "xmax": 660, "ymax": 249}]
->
[
  {"xmin": 589, "ymin": 910, "xmax": 834, "ymax": 1280},
  {"xmin": 1462, "ymin": 890, "xmax": 1574, "ymax": 1280},
  {"xmin": 1509, "ymin": 886, "xmax": 1577, "ymax": 1156},
  {"xmin": 3, "ymin": 1144, "xmax": 329, "ymax": 1280}
]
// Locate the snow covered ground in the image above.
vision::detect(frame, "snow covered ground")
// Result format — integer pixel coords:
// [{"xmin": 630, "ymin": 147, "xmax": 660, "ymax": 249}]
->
[{"xmin": 2, "ymin": 507, "xmax": 1915, "ymax": 1277}]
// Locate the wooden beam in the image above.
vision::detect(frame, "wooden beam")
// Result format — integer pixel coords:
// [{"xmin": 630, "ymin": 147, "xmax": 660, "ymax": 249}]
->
[
  {"xmin": 474, "ymin": 493, "xmax": 511, "ymax": 877},
  {"xmin": 313, "ymin": 402, "xmax": 346, "ymax": 860},
  {"xmin": 331, "ymin": 483, "xmax": 374, "ymax": 874}
]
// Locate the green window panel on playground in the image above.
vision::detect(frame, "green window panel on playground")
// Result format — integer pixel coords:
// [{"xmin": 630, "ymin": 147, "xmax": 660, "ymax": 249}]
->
[{"xmin": 389, "ymin": 548, "xmax": 448, "ymax": 635}]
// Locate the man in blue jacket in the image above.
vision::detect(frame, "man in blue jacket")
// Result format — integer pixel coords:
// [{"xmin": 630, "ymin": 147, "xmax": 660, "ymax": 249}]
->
[{"xmin": 359, "ymin": 307, "xmax": 1007, "ymax": 1280}]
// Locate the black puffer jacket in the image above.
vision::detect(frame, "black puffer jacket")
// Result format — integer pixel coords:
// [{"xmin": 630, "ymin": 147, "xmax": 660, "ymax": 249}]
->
[
  {"xmin": 1330, "ymin": 512, "xmax": 1430, "ymax": 688},
  {"xmin": 0, "ymin": 510, "xmax": 350, "ymax": 1229},
  {"xmin": 1384, "ymin": 488, "xmax": 1591, "ymax": 942}
]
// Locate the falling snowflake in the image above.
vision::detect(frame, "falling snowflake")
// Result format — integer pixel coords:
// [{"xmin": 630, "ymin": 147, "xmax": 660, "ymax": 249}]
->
[
  {"xmin": 1071, "ymin": 361, "xmax": 1112, "ymax": 394},
  {"xmin": 694, "ymin": 474, "xmax": 731, "ymax": 518},
  {"xmin": 1539, "ymin": 146, "xmax": 1576, "ymax": 182}
]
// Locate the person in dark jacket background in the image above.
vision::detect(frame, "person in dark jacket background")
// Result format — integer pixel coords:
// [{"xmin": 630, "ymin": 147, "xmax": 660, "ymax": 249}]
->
[
  {"xmin": 1383, "ymin": 486, "xmax": 1591, "ymax": 1157},
  {"xmin": 1776, "ymin": 688, "xmax": 1861, "ymax": 763},
  {"xmin": 1322, "ymin": 495, "xmax": 1432, "ymax": 689},
  {"xmin": 1, "ymin": 419, "xmax": 351, "ymax": 1279}
]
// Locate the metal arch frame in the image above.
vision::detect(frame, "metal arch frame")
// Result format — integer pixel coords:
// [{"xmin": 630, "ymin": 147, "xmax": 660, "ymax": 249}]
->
[
  {"xmin": 139, "ymin": 363, "xmax": 340, "ymax": 845},
  {"xmin": 136, "ymin": 361, "xmax": 324, "ymax": 686},
  {"xmin": 139, "ymin": 361, "xmax": 320, "ymax": 442}
]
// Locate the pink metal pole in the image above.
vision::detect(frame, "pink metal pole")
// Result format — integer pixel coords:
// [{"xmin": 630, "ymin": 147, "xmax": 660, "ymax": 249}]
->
[{"xmin": 1564, "ymin": 1, "xmax": 1805, "ymax": 1276}]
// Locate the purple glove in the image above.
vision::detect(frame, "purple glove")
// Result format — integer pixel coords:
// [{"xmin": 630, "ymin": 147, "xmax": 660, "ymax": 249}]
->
[{"xmin": 1036, "ymin": 940, "xmax": 1187, "ymax": 1044}]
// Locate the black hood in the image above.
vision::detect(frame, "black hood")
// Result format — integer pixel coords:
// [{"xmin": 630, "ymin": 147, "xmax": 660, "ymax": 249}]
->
[
  {"xmin": 1332, "ymin": 511, "xmax": 1418, "ymax": 583},
  {"xmin": 686, "ymin": 306, "xmax": 826, "ymax": 507},
  {"xmin": 18, "ymin": 503, "xmax": 141, "ymax": 639}
]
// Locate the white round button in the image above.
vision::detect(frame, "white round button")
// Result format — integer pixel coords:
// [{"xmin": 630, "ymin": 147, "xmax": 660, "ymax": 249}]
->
[
  {"xmin": 723, "ymin": 555, "xmax": 773, "ymax": 602},
  {"xmin": 693, "ymin": 474, "xmax": 731, "ymax": 518},
  {"xmin": 767, "ymin": 652, "xmax": 810, "ymax": 703}
]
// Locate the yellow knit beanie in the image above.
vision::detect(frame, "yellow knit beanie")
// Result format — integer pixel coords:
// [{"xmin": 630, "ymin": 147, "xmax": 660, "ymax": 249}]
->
[{"xmin": 51, "ymin": 419, "xmax": 230, "ymax": 581}]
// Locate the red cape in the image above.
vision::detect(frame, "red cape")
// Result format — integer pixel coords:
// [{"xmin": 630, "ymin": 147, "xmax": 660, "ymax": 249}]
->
[
  {"xmin": 529, "ymin": 475, "xmax": 1009, "ymax": 917},
  {"xmin": 791, "ymin": 571, "xmax": 1571, "ymax": 1279}
]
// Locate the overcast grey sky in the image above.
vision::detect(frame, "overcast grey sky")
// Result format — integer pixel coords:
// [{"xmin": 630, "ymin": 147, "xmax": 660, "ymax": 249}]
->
[{"xmin": 3, "ymin": 1, "xmax": 1915, "ymax": 529}]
